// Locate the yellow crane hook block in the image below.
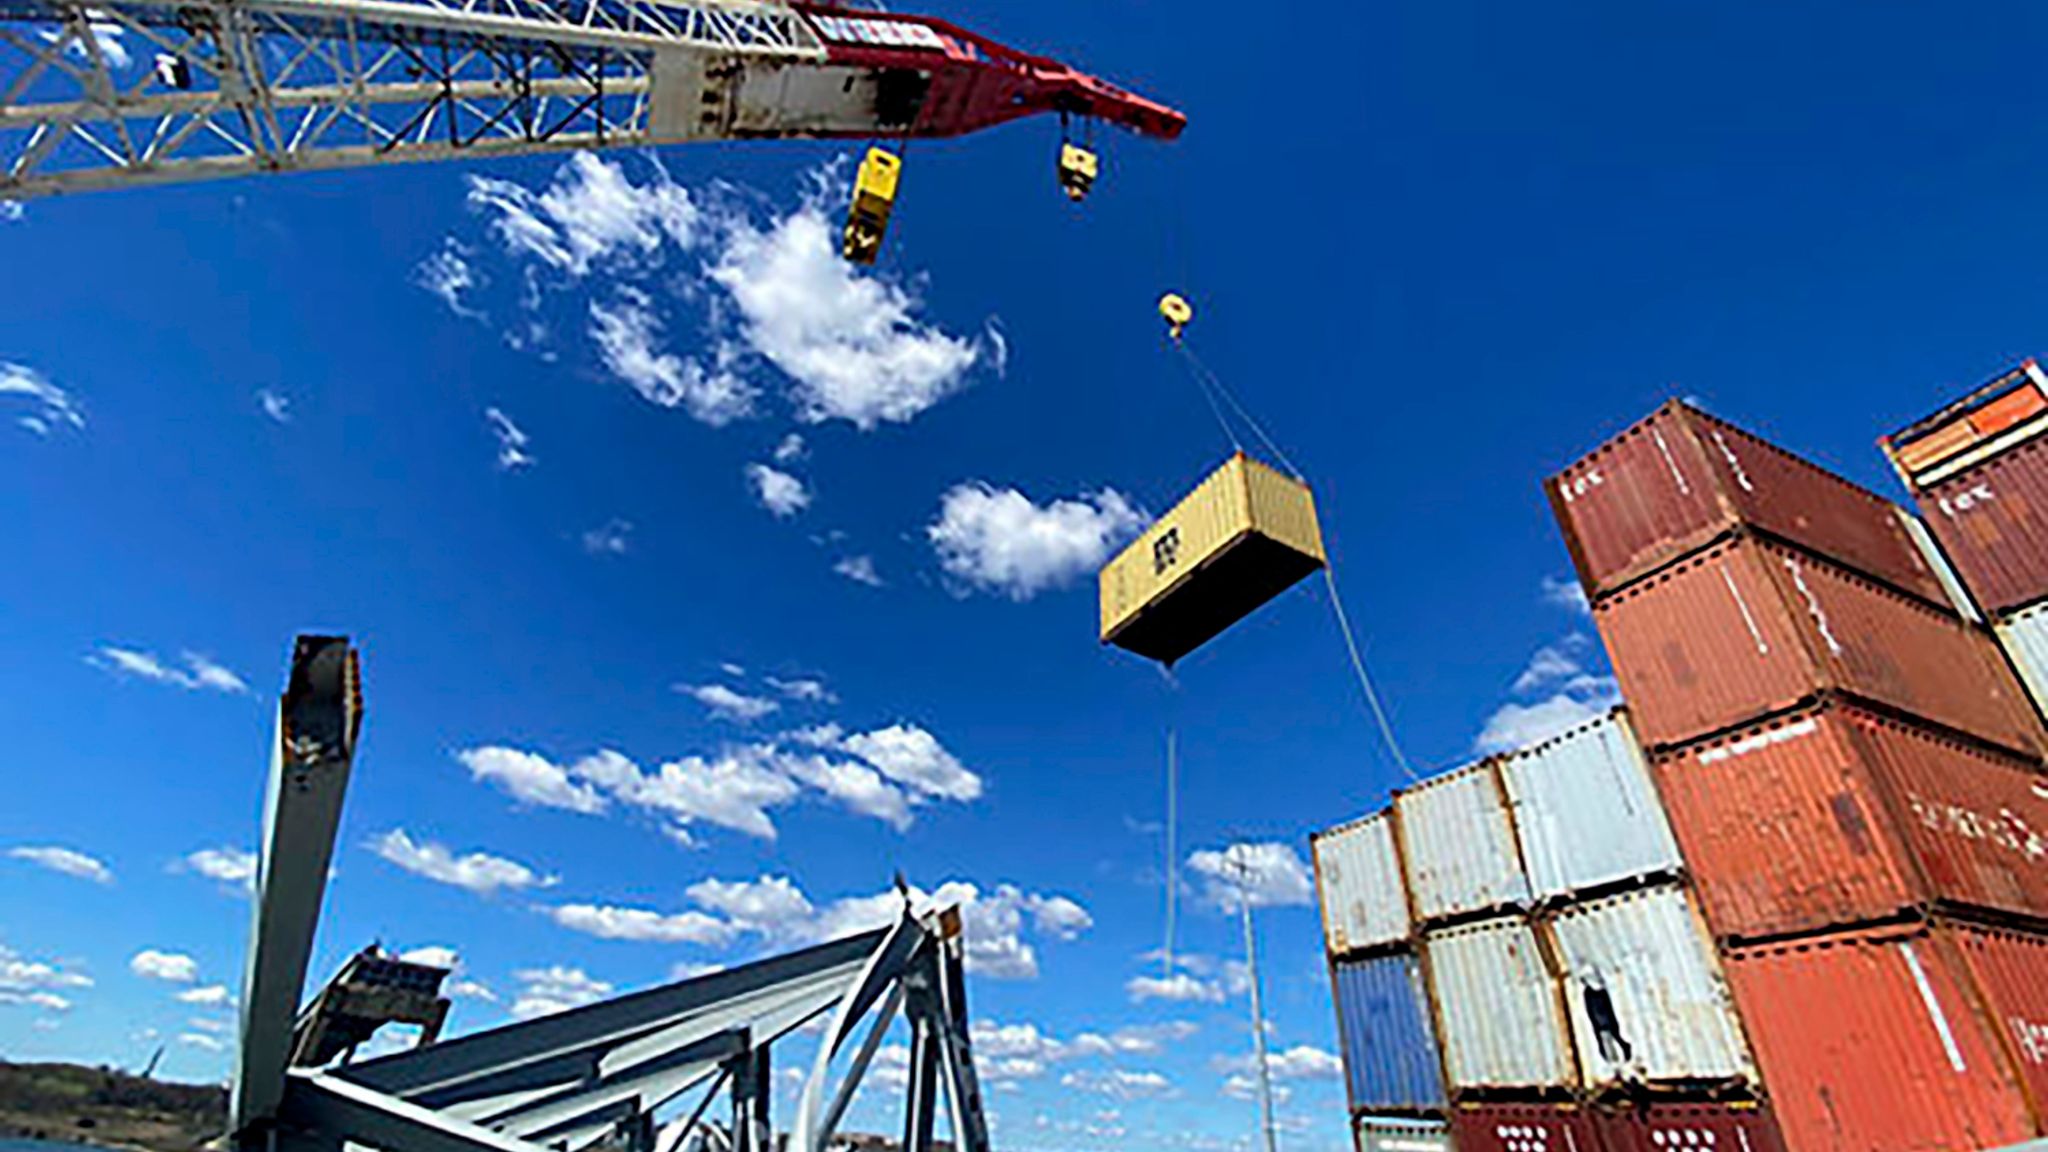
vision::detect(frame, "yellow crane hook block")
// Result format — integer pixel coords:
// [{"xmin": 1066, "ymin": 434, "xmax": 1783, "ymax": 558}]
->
[
  {"xmin": 1099, "ymin": 453, "xmax": 1327, "ymax": 665},
  {"xmin": 1158, "ymin": 293, "xmax": 1193, "ymax": 340},
  {"xmin": 1058, "ymin": 142, "xmax": 1099, "ymax": 201},
  {"xmin": 843, "ymin": 146, "xmax": 902, "ymax": 265}
]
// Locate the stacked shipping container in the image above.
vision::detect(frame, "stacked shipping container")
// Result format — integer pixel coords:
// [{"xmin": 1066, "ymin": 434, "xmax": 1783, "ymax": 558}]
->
[
  {"xmin": 1548, "ymin": 398, "xmax": 2048, "ymax": 1150},
  {"xmin": 1313, "ymin": 710, "xmax": 1767, "ymax": 1152}
]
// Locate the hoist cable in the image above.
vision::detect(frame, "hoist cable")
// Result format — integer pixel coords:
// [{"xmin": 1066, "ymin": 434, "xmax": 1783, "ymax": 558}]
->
[
  {"xmin": 1172, "ymin": 339, "xmax": 1244, "ymax": 455},
  {"xmin": 1176, "ymin": 340, "xmax": 1303, "ymax": 480},
  {"xmin": 1322, "ymin": 565, "xmax": 1418, "ymax": 781},
  {"xmin": 1163, "ymin": 722, "xmax": 1178, "ymax": 979}
]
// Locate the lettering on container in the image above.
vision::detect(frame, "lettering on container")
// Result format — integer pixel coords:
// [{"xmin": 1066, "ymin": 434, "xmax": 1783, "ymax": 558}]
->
[
  {"xmin": 1152, "ymin": 526, "xmax": 1181, "ymax": 575},
  {"xmin": 1937, "ymin": 482, "xmax": 1996, "ymax": 519},
  {"xmin": 1902, "ymin": 793, "xmax": 2048, "ymax": 863},
  {"xmin": 1558, "ymin": 467, "xmax": 1604, "ymax": 503},
  {"xmin": 1694, "ymin": 718, "xmax": 1818, "ymax": 765},
  {"xmin": 2014, "ymin": 1016, "xmax": 2048, "ymax": 1065},
  {"xmin": 809, "ymin": 15, "xmax": 946, "ymax": 49}
]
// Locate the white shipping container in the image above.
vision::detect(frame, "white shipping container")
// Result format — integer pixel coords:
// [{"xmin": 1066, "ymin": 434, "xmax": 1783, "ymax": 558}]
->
[
  {"xmin": 1497, "ymin": 709, "xmax": 1681, "ymax": 901},
  {"xmin": 1314, "ymin": 811, "xmax": 1412, "ymax": 954},
  {"xmin": 1423, "ymin": 915, "xmax": 1576, "ymax": 1092},
  {"xmin": 1353, "ymin": 1116, "xmax": 1452, "ymax": 1152},
  {"xmin": 1396, "ymin": 763, "xmax": 1530, "ymax": 922},
  {"xmin": 1546, "ymin": 883, "xmax": 1756, "ymax": 1091},
  {"xmin": 1997, "ymin": 600, "xmax": 2048, "ymax": 721}
]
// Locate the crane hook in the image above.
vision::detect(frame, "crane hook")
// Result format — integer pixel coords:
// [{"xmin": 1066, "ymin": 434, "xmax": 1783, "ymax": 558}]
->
[{"xmin": 1158, "ymin": 293, "xmax": 1193, "ymax": 341}]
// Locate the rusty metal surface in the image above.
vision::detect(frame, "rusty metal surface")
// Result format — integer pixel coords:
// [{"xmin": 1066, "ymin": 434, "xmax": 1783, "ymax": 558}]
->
[
  {"xmin": 1949, "ymin": 921, "xmax": 2048, "ymax": 1131},
  {"xmin": 1424, "ymin": 915, "xmax": 1577, "ymax": 1093},
  {"xmin": 1545, "ymin": 884, "xmax": 1755, "ymax": 1091},
  {"xmin": 1724, "ymin": 924, "xmax": 2036, "ymax": 1152},
  {"xmin": 1496, "ymin": 708, "xmax": 1681, "ymax": 902},
  {"xmin": 1591, "ymin": 1102, "xmax": 1787, "ymax": 1152},
  {"xmin": 1315, "ymin": 811, "xmax": 1413, "ymax": 955},
  {"xmin": 1596, "ymin": 534, "xmax": 2045, "ymax": 754},
  {"xmin": 1919, "ymin": 434, "xmax": 2048, "ymax": 616},
  {"xmin": 1651, "ymin": 701, "xmax": 2048, "ymax": 942},
  {"xmin": 1550, "ymin": 401, "xmax": 1945, "ymax": 604},
  {"xmin": 1449, "ymin": 1103, "xmax": 1603, "ymax": 1152},
  {"xmin": 1396, "ymin": 762, "xmax": 1532, "ymax": 923}
]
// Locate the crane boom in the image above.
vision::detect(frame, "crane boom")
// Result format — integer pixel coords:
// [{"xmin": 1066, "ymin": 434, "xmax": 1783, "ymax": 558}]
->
[{"xmin": 0, "ymin": 0, "xmax": 1182, "ymax": 199}]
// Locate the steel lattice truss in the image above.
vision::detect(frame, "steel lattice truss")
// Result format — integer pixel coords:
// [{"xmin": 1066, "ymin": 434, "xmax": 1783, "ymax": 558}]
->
[{"xmin": 0, "ymin": 0, "xmax": 821, "ymax": 198}]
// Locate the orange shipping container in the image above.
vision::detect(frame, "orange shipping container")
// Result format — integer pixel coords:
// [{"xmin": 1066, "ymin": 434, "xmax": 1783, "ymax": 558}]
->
[
  {"xmin": 1725, "ymin": 924, "xmax": 2035, "ymax": 1152},
  {"xmin": 1549, "ymin": 401, "xmax": 1947, "ymax": 606},
  {"xmin": 1652, "ymin": 701, "xmax": 2048, "ymax": 943},
  {"xmin": 1950, "ymin": 922, "xmax": 2048, "ymax": 1126},
  {"xmin": 1594, "ymin": 533, "xmax": 2044, "ymax": 755}
]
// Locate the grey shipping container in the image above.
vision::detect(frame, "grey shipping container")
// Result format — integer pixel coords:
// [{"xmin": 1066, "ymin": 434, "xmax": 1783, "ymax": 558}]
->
[
  {"xmin": 1397, "ymin": 763, "xmax": 1531, "ymax": 923},
  {"xmin": 1496, "ymin": 709, "xmax": 1681, "ymax": 902},
  {"xmin": 1315, "ymin": 811, "xmax": 1413, "ymax": 954},
  {"xmin": 1424, "ymin": 915, "xmax": 1577, "ymax": 1093},
  {"xmin": 1331, "ymin": 951, "xmax": 1450, "ymax": 1113},
  {"xmin": 1354, "ymin": 1115, "xmax": 1454, "ymax": 1152}
]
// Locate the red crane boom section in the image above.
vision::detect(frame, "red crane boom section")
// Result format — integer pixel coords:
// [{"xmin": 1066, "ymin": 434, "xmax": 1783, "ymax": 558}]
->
[{"xmin": 793, "ymin": 4, "xmax": 1187, "ymax": 141}]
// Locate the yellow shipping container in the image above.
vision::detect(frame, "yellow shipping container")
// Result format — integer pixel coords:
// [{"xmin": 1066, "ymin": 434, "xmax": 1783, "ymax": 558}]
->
[{"xmin": 1099, "ymin": 453, "xmax": 1327, "ymax": 664}]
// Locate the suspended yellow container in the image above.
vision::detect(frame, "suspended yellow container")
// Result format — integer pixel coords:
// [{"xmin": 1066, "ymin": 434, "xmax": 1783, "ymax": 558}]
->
[
  {"xmin": 843, "ymin": 147, "xmax": 901, "ymax": 265},
  {"xmin": 1099, "ymin": 453, "xmax": 1327, "ymax": 665}
]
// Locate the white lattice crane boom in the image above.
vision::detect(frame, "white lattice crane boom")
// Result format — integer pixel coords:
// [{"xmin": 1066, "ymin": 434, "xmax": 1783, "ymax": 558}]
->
[{"xmin": 0, "ymin": 0, "xmax": 1183, "ymax": 198}]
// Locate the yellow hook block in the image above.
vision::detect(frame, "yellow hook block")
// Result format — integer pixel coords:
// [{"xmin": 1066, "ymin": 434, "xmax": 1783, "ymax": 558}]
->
[{"xmin": 1158, "ymin": 293, "xmax": 1193, "ymax": 341}]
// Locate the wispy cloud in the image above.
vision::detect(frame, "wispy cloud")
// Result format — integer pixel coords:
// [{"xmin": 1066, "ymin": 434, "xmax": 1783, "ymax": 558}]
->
[
  {"xmin": 745, "ymin": 462, "xmax": 811, "ymax": 517},
  {"xmin": 368, "ymin": 829, "xmax": 555, "ymax": 896},
  {"xmin": 928, "ymin": 483, "xmax": 1144, "ymax": 600},
  {"xmin": 2, "ymin": 362, "xmax": 85, "ymax": 436},
  {"xmin": 772, "ymin": 433, "xmax": 806, "ymax": 463},
  {"xmin": 130, "ymin": 950, "xmax": 199, "ymax": 984},
  {"xmin": 581, "ymin": 518, "xmax": 633, "ymax": 556},
  {"xmin": 416, "ymin": 238, "xmax": 486, "ymax": 320},
  {"xmin": 1184, "ymin": 842, "xmax": 1313, "ymax": 911},
  {"xmin": 677, "ymin": 683, "xmax": 780, "ymax": 723},
  {"xmin": 8, "ymin": 845, "xmax": 113, "ymax": 885},
  {"xmin": 484, "ymin": 406, "xmax": 535, "ymax": 470},
  {"xmin": 1540, "ymin": 574, "xmax": 1590, "ymax": 615},
  {"xmin": 89, "ymin": 646, "xmax": 248, "ymax": 694},
  {"xmin": 834, "ymin": 554, "xmax": 883, "ymax": 587},
  {"xmin": 590, "ymin": 289, "xmax": 756, "ymax": 425},
  {"xmin": 180, "ymin": 846, "xmax": 256, "ymax": 892},
  {"xmin": 255, "ymin": 389, "xmax": 292, "ymax": 424},
  {"xmin": 510, "ymin": 965, "xmax": 613, "ymax": 1019}
]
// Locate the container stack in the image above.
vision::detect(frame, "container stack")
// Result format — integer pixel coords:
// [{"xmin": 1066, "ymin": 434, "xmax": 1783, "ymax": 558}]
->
[
  {"xmin": 1551, "ymin": 399, "xmax": 2048, "ymax": 1151},
  {"xmin": 1313, "ymin": 709, "xmax": 1779, "ymax": 1152}
]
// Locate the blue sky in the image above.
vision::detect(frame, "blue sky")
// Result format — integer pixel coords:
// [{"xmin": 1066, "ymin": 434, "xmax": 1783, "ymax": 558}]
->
[{"xmin": 10, "ymin": 2, "xmax": 2048, "ymax": 1149}]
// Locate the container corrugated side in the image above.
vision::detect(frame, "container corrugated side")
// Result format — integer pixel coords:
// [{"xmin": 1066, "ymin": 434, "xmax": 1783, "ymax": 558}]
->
[
  {"xmin": 1316, "ymin": 812, "xmax": 1412, "ymax": 955},
  {"xmin": 1497, "ymin": 709, "xmax": 1679, "ymax": 901},
  {"xmin": 1448, "ymin": 1104, "xmax": 1600, "ymax": 1152},
  {"xmin": 1396, "ymin": 763, "xmax": 1531, "ymax": 923},
  {"xmin": 1651, "ymin": 701, "xmax": 2048, "ymax": 942},
  {"xmin": 1544, "ymin": 884, "xmax": 1755, "ymax": 1091},
  {"xmin": 1724, "ymin": 924, "xmax": 2035, "ymax": 1152},
  {"xmin": 1948, "ymin": 922, "xmax": 2048, "ymax": 1128},
  {"xmin": 1353, "ymin": 1116, "xmax": 1452, "ymax": 1152},
  {"xmin": 1594, "ymin": 533, "xmax": 2045, "ymax": 755},
  {"xmin": 1548, "ymin": 401, "xmax": 1946, "ymax": 605},
  {"xmin": 1099, "ymin": 454, "xmax": 1252, "ymax": 639},
  {"xmin": 1423, "ymin": 916, "xmax": 1575, "ymax": 1093},
  {"xmin": 1919, "ymin": 432, "xmax": 2048, "ymax": 615},
  {"xmin": 1243, "ymin": 451, "xmax": 1327, "ymax": 565},
  {"xmin": 1331, "ymin": 952, "xmax": 1448, "ymax": 1113},
  {"xmin": 1899, "ymin": 508, "xmax": 1983, "ymax": 623},
  {"xmin": 1998, "ymin": 601, "xmax": 2048, "ymax": 725},
  {"xmin": 1592, "ymin": 1103, "xmax": 1787, "ymax": 1152}
]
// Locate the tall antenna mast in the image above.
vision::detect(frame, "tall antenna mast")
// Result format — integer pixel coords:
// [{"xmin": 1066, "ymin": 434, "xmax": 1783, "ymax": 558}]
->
[{"xmin": 1231, "ymin": 852, "xmax": 1278, "ymax": 1152}]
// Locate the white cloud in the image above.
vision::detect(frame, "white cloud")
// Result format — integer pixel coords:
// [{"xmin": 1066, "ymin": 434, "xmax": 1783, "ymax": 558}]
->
[
  {"xmin": 256, "ymin": 389, "xmax": 292, "ymax": 424},
  {"xmin": 684, "ymin": 875, "xmax": 814, "ymax": 934},
  {"xmin": 1, "ymin": 201, "xmax": 21, "ymax": 222},
  {"xmin": 765, "ymin": 675, "xmax": 833, "ymax": 703},
  {"xmin": 457, "ymin": 746, "xmax": 608, "ymax": 814},
  {"xmin": 1060, "ymin": 1069, "xmax": 1174, "ymax": 1100},
  {"xmin": 928, "ymin": 483, "xmax": 1144, "ymax": 600},
  {"xmin": 1185, "ymin": 842, "xmax": 1313, "ymax": 911},
  {"xmin": 1474, "ymin": 681, "xmax": 1621, "ymax": 754},
  {"xmin": 798, "ymin": 722, "xmax": 982, "ymax": 803},
  {"xmin": 448, "ymin": 978, "xmax": 497, "ymax": 1001},
  {"xmin": 1541, "ymin": 575, "xmax": 1590, "ymax": 615},
  {"xmin": 706, "ymin": 196, "xmax": 980, "ymax": 431},
  {"xmin": 581, "ymin": 518, "xmax": 634, "ymax": 556},
  {"xmin": 572, "ymin": 746, "xmax": 802, "ymax": 840},
  {"xmin": 1125, "ymin": 972, "xmax": 1224, "ymax": 1004},
  {"xmin": 745, "ymin": 462, "xmax": 811, "ymax": 517},
  {"xmin": 833, "ymin": 555, "xmax": 883, "ymax": 587},
  {"xmin": 0, "ymin": 946, "xmax": 93, "ymax": 1009},
  {"xmin": 182, "ymin": 846, "xmax": 256, "ymax": 891},
  {"xmin": 776, "ymin": 752, "xmax": 913, "ymax": 830},
  {"xmin": 1024, "ymin": 893, "xmax": 1093, "ymax": 940},
  {"xmin": 2, "ymin": 991, "xmax": 73, "ymax": 1012},
  {"xmin": 544, "ymin": 903, "xmax": 736, "ymax": 945},
  {"xmin": 590, "ymin": 289, "xmax": 757, "ymax": 425},
  {"xmin": 1, "ymin": 364, "xmax": 84, "ymax": 436},
  {"xmin": 511, "ymin": 965, "xmax": 613, "ymax": 1019},
  {"xmin": 186, "ymin": 1016, "xmax": 230, "ymax": 1034},
  {"xmin": 397, "ymin": 946, "xmax": 459, "ymax": 969},
  {"xmin": 678, "ymin": 682, "xmax": 780, "ymax": 723},
  {"xmin": 468, "ymin": 152, "xmax": 697, "ymax": 278},
  {"xmin": 178, "ymin": 1032, "xmax": 226, "ymax": 1052},
  {"xmin": 89, "ymin": 647, "xmax": 248, "ymax": 694},
  {"xmin": 130, "ymin": 950, "xmax": 199, "ymax": 984},
  {"xmin": 368, "ymin": 829, "xmax": 554, "ymax": 895},
  {"xmin": 484, "ymin": 407, "xmax": 535, "ymax": 470},
  {"xmin": 1216, "ymin": 1045, "xmax": 1341, "ymax": 1081},
  {"xmin": 176, "ymin": 984, "xmax": 230, "ymax": 1006},
  {"xmin": 1070, "ymin": 1021, "xmax": 1198, "ymax": 1057},
  {"xmin": 8, "ymin": 845, "xmax": 113, "ymax": 885},
  {"xmin": 772, "ymin": 433, "xmax": 806, "ymax": 463},
  {"xmin": 416, "ymin": 238, "xmax": 486, "ymax": 320},
  {"xmin": 40, "ymin": 16, "xmax": 129, "ymax": 69},
  {"xmin": 1512, "ymin": 641, "xmax": 1586, "ymax": 694}
]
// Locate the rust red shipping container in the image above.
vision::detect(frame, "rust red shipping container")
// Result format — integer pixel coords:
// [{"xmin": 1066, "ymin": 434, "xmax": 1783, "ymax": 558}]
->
[
  {"xmin": 1916, "ymin": 434, "xmax": 2048, "ymax": 616},
  {"xmin": 1449, "ymin": 1102, "xmax": 1787, "ymax": 1152},
  {"xmin": 1725, "ymin": 922, "xmax": 2045, "ymax": 1152},
  {"xmin": 1593, "ymin": 533, "xmax": 2044, "ymax": 755},
  {"xmin": 1653, "ymin": 699, "xmax": 2048, "ymax": 943},
  {"xmin": 1549, "ymin": 401, "xmax": 1948, "ymax": 607}
]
